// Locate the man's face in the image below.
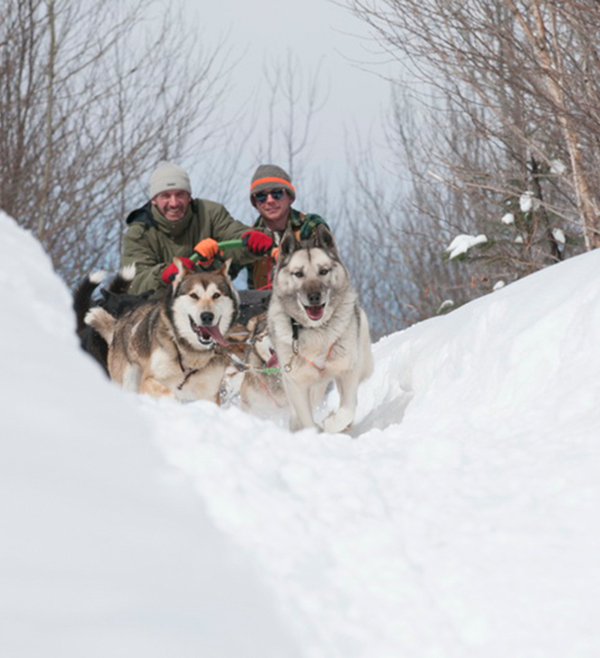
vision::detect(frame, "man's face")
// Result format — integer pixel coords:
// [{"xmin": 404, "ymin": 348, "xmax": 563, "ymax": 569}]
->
[
  {"xmin": 253, "ymin": 189, "xmax": 293, "ymax": 231},
  {"xmin": 152, "ymin": 189, "xmax": 191, "ymax": 222}
]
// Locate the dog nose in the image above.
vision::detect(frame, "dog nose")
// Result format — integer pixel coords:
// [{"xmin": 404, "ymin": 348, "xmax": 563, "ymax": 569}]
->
[
  {"xmin": 200, "ymin": 311, "xmax": 214, "ymax": 325},
  {"xmin": 307, "ymin": 291, "xmax": 321, "ymax": 306}
]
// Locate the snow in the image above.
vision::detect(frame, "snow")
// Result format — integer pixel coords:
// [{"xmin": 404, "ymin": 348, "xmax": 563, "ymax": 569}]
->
[
  {"xmin": 550, "ymin": 159, "xmax": 567, "ymax": 175},
  {"xmin": 2, "ymin": 209, "xmax": 600, "ymax": 657},
  {"xmin": 519, "ymin": 191, "xmax": 541, "ymax": 213},
  {"xmin": 445, "ymin": 233, "xmax": 488, "ymax": 259},
  {"xmin": 552, "ymin": 227, "xmax": 566, "ymax": 245}
]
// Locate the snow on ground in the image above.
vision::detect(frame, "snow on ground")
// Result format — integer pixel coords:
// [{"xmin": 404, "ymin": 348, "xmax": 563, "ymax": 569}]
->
[{"xmin": 1, "ymin": 209, "xmax": 600, "ymax": 657}]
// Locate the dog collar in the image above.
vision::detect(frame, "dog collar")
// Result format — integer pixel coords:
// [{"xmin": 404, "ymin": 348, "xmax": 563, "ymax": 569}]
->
[
  {"xmin": 290, "ymin": 317, "xmax": 302, "ymax": 355},
  {"xmin": 285, "ymin": 316, "xmax": 336, "ymax": 374}
]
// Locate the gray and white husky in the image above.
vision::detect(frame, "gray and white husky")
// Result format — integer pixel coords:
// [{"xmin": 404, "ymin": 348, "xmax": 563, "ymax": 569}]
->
[
  {"xmin": 85, "ymin": 258, "xmax": 239, "ymax": 403},
  {"xmin": 268, "ymin": 225, "xmax": 373, "ymax": 433}
]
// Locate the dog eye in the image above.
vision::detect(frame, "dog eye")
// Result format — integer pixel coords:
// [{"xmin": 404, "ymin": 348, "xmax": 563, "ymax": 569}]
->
[
  {"xmin": 293, "ymin": 271, "xmax": 304, "ymax": 278},
  {"xmin": 319, "ymin": 268, "xmax": 330, "ymax": 276},
  {"xmin": 189, "ymin": 293, "xmax": 199, "ymax": 300},
  {"xmin": 212, "ymin": 292, "xmax": 221, "ymax": 299}
]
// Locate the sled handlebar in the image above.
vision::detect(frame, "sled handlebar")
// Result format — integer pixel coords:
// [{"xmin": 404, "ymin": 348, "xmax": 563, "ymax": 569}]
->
[
  {"xmin": 190, "ymin": 239, "xmax": 244, "ymax": 263},
  {"xmin": 215, "ymin": 239, "xmax": 244, "ymax": 251}
]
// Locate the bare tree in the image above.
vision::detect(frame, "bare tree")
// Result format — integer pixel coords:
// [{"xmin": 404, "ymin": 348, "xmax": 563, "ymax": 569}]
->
[
  {"xmin": 338, "ymin": 110, "xmax": 485, "ymax": 339},
  {"xmin": 0, "ymin": 0, "xmax": 233, "ymax": 287},
  {"xmin": 345, "ymin": 0, "xmax": 600, "ymax": 249},
  {"xmin": 256, "ymin": 50, "xmax": 329, "ymax": 186},
  {"xmin": 334, "ymin": 0, "xmax": 600, "ymax": 336},
  {"xmin": 338, "ymin": 79, "xmax": 580, "ymax": 338}
]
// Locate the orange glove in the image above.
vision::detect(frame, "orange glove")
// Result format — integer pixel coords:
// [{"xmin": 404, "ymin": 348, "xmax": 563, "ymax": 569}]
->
[
  {"xmin": 270, "ymin": 246, "xmax": 280, "ymax": 263},
  {"xmin": 194, "ymin": 238, "xmax": 219, "ymax": 267}
]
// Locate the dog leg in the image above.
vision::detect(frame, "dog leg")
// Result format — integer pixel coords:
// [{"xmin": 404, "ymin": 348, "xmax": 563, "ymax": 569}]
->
[
  {"xmin": 322, "ymin": 370, "xmax": 359, "ymax": 434},
  {"xmin": 122, "ymin": 363, "xmax": 142, "ymax": 393},
  {"xmin": 283, "ymin": 377, "xmax": 316, "ymax": 431},
  {"xmin": 140, "ymin": 375, "xmax": 175, "ymax": 398}
]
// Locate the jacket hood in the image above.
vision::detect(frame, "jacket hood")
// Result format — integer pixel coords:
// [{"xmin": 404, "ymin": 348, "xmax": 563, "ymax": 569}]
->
[{"xmin": 125, "ymin": 201, "xmax": 155, "ymax": 227}]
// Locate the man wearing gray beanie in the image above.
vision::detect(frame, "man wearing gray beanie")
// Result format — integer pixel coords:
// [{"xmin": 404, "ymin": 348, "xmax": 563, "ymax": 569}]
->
[
  {"xmin": 121, "ymin": 162, "xmax": 271, "ymax": 295},
  {"xmin": 240, "ymin": 163, "xmax": 330, "ymax": 289}
]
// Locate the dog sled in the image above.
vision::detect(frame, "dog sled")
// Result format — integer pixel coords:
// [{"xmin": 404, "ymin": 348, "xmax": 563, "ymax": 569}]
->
[
  {"xmin": 78, "ymin": 225, "xmax": 373, "ymax": 432},
  {"xmin": 75, "ymin": 238, "xmax": 275, "ymax": 376}
]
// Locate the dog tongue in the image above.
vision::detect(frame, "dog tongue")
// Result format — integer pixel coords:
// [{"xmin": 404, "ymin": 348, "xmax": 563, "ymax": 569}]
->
[
  {"xmin": 306, "ymin": 305, "xmax": 325, "ymax": 321},
  {"xmin": 200, "ymin": 325, "xmax": 230, "ymax": 346},
  {"xmin": 266, "ymin": 352, "xmax": 279, "ymax": 369}
]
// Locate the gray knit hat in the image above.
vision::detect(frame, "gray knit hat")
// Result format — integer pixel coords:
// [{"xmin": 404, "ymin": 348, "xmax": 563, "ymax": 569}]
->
[
  {"xmin": 250, "ymin": 164, "xmax": 295, "ymax": 206},
  {"xmin": 149, "ymin": 162, "xmax": 192, "ymax": 199}
]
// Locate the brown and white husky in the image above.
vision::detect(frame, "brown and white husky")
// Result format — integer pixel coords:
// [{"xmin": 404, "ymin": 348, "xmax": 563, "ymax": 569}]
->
[{"xmin": 85, "ymin": 259, "xmax": 239, "ymax": 403}]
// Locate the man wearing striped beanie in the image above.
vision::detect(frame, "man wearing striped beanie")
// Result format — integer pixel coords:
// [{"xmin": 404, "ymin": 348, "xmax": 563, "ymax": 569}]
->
[{"xmin": 240, "ymin": 164, "xmax": 330, "ymax": 290}]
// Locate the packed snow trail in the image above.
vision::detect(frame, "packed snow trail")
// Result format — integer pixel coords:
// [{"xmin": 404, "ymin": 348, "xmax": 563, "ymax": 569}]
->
[
  {"xmin": 3, "ymin": 211, "xmax": 600, "ymax": 657},
  {"xmin": 143, "ymin": 248, "xmax": 600, "ymax": 657}
]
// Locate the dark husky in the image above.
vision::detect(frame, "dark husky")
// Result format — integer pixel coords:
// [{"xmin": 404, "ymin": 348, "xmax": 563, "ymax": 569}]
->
[
  {"xmin": 73, "ymin": 264, "xmax": 152, "ymax": 374},
  {"xmin": 85, "ymin": 259, "xmax": 239, "ymax": 402},
  {"xmin": 267, "ymin": 225, "xmax": 373, "ymax": 432}
]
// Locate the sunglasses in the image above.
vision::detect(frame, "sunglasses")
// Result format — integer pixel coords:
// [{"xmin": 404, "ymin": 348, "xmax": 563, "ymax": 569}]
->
[{"xmin": 253, "ymin": 188, "xmax": 286, "ymax": 203}]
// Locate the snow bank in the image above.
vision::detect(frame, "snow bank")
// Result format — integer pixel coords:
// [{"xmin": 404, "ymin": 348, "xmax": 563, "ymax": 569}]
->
[
  {"xmin": 2, "ymin": 209, "xmax": 600, "ymax": 657},
  {"xmin": 0, "ymin": 213, "xmax": 299, "ymax": 658}
]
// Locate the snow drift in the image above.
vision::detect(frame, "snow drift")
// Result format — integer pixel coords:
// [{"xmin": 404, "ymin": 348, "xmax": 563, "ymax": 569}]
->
[{"xmin": 1, "ymin": 210, "xmax": 599, "ymax": 657}]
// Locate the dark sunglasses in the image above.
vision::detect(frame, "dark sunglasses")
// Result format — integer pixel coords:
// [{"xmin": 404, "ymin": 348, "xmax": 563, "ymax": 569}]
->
[{"xmin": 253, "ymin": 188, "xmax": 286, "ymax": 203}]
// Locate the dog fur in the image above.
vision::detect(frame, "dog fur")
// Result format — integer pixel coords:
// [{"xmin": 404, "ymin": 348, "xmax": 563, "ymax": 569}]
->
[
  {"xmin": 238, "ymin": 313, "xmax": 287, "ymax": 418},
  {"xmin": 73, "ymin": 265, "xmax": 153, "ymax": 374},
  {"xmin": 85, "ymin": 259, "xmax": 239, "ymax": 402},
  {"xmin": 267, "ymin": 225, "xmax": 373, "ymax": 432}
]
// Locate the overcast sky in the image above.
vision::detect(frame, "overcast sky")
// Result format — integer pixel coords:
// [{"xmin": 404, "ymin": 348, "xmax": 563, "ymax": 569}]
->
[{"xmin": 182, "ymin": 0, "xmax": 397, "ymax": 216}]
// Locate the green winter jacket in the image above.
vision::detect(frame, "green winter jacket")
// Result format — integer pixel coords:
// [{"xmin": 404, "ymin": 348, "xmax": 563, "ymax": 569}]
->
[{"xmin": 121, "ymin": 198, "xmax": 255, "ymax": 296}]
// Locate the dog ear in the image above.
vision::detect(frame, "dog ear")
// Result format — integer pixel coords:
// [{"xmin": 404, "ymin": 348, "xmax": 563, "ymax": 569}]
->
[
  {"xmin": 279, "ymin": 229, "xmax": 298, "ymax": 261},
  {"xmin": 171, "ymin": 258, "xmax": 189, "ymax": 287},
  {"xmin": 313, "ymin": 223, "xmax": 339, "ymax": 258},
  {"xmin": 215, "ymin": 258, "xmax": 233, "ymax": 277}
]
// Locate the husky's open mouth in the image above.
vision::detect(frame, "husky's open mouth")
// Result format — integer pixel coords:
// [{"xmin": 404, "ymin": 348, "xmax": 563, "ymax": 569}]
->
[
  {"xmin": 303, "ymin": 304, "xmax": 325, "ymax": 321},
  {"xmin": 189, "ymin": 317, "xmax": 230, "ymax": 346}
]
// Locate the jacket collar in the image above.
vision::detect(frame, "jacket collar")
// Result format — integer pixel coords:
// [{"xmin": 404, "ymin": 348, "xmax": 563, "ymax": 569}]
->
[
  {"xmin": 253, "ymin": 207, "xmax": 302, "ymax": 235},
  {"xmin": 126, "ymin": 199, "xmax": 197, "ymax": 237}
]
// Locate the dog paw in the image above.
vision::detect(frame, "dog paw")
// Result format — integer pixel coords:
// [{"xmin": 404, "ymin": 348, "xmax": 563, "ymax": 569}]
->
[{"xmin": 323, "ymin": 408, "xmax": 354, "ymax": 434}]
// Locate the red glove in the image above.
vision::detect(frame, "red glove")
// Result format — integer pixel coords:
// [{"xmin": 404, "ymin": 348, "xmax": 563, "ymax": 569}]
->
[
  {"xmin": 194, "ymin": 238, "xmax": 220, "ymax": 267},
  {"xmin": 242, "ymin": 230, "xmax": 274, "ymax": 255},
  {"xmin": 161, "ymin": 257, "xmax": 196, "ymax": 284}
]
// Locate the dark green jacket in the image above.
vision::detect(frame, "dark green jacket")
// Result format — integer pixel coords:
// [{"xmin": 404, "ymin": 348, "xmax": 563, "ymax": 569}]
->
[
  {"xmin": 121, "ymin": 199, "xmax": 255, "ymax": 296},
  {"xmin": 240, "ymin": 208, "xmax": 329, "ymax": 290}
]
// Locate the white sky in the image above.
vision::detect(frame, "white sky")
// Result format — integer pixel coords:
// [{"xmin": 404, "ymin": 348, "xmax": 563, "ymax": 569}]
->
[
  {"xmin": 3, "ymin": 208, "xmax": 600, "ymax": 656},
  {"xmin": 181, "ymin": 0, "xmax": 397, "ymax": 215}
]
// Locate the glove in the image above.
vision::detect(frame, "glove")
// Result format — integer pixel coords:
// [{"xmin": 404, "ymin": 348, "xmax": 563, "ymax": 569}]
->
[
  {"xmin": 161, "ymin": 257, "xmax": 196, "ymax": 284},
  {"xmin": 270, "ymin": 246, "xmax": 280, "ymax": 263},
  {"xmin": 194, "ymin": 238, "xmax": 220, "ymax": 267},
  {"xmin": 242, "ymin": 230, "xmax": 274, "ymax": 255}
]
